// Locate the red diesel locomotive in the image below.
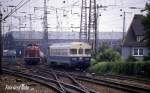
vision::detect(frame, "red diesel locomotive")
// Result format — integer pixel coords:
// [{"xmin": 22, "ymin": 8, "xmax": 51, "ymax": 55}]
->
[{"xmin": 24, "ymin": 44, "xmax": 45, "ymax": 65}]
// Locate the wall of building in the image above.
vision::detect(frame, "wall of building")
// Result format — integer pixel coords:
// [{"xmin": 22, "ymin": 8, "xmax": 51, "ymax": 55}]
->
[
  {"xmin": 122, "ymin": 47, "xmax": 132, "ymax": 60},
  {"xmin": 122, "ymin": 46, "xmax": 149, "ymax": 60}
]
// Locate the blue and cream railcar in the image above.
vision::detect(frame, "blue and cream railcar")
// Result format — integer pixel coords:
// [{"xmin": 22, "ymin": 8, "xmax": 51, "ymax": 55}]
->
[{"xmin": 48, "ymin": 42, "xmax": 91, "ymax": 68}]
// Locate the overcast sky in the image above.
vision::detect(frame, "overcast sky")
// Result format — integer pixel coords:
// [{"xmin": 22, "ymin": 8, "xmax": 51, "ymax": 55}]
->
[{"xmin": 0, "ymin": 0, "xmax": 148, "ymax": 33}]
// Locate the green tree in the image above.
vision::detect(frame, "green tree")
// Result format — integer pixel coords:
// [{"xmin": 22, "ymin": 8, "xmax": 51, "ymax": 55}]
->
[
  {"xmin": 142, "ymin": 1, "xmax": 150, "ymax": 59},
  {"xmin": 142, "ymin": 1, "xmax": 150, "ymax": 49},
  {"xmin": 95, "ymin": 45, "xmax": 122, "ymax": 62}
]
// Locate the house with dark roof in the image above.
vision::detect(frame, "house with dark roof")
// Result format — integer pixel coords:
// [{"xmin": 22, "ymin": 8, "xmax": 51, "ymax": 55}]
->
[{"xmin": 122, "ymin": 14, "xmax": 149, "ymax": 60}]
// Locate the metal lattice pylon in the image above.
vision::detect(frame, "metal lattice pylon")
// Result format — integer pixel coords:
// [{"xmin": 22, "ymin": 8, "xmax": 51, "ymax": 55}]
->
[
  {"xmin": 79, "ymin": 0, "xmax": 88, "ymax": 42},
  {"xmin": 88, "ymin": 0, "xmax": 97, "ymax": 53},
  {"xmin": 79, "ymin": 0, "xmax": 98, "ymax": 53}
]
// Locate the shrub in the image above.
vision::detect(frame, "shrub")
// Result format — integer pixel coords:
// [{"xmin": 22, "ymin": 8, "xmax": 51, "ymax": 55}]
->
[
  {"xmin": 134, "ymin": 61, "xmax": 144, "ymax": 75},
  {"xmin": 143, "ymin": 56, "xmax": 150, "ymax": 61},
  {"xmin": 95, "ymin": 48, "xmax": 122, "ymax": 62},
  {"xmin": 142, "ymin": 61, "xmax": 150, "ymax": 76},
  {"xmin": 90, "ymin": 58, "xmax": 97, "ymax": 66},
  {"xmin": 126, "ymin": 55, "xmax": 137, "ymax": 62},
  {"xmin": 89, "ymin": 61, "xmax": 150, "ymax": 77},
  {"xmin": 89, "ymin": 62, "xmax": 112, "ymax": 73}
]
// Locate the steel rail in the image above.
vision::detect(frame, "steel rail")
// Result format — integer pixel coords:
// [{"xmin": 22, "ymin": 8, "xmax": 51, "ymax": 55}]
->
[
  {"xmin": 37, "ymin": 68, "xmax": 90, "ymax": 93},
  {"xmin": 51, "ymin": 69, "xmax": 98, "ymax": 93},
  {"xmin": 102, "ymin": 74, "xmax": 150, "ymax": 85},
  {"xmin": 47, "ymin": 68, "xmax": 150, "ymax": 93},
  {"xmin": 75, "ymin": 75, "xmax": 150, "ymax": 93},
  {"xmin": 50, "ymin": 69, "xmax": 67, "ymax": 93},
  {"xmin": 3, "ymin": 67, "xmax": 89, "ymax": 93},
  {"xmin": 40, "ymin": 68, "xmax": 98, "ymax": 93},
  {"xmin": 2, "ymin": 68, "xmax": 64, "ymax": 93}
]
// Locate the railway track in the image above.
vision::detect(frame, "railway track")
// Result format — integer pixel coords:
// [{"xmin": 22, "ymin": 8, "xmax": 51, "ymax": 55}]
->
[
  {"xmin": 51, "ymin": 66, "xmax": 150, "ymax": 87},
  {"xmin": 13, "ymin": 65, "xmax": 94, "ymax": 93},
  {"xmin": 2, "ymin": 68, "xmax": 63, "ymax": 93},
  {"xmin": 2, "ymin": 62, "xmax": 150, "ymax": 93},
  {"xmin": 36, "ymin": 68, "xmax": 98, "ymax": 93},
  {"xmin": 44, "ymin": 68, "xmax": 150, "ymax": 93},
  {"xmin": 98, "ymin": 74, "xmax": 150, "ymax": 85},
  {"xmin": 2, "ymin": 67, "xmax": 97, "ymax": 93},
  {"xmin": 75, "ymin": 75, "xmax": 150, "ymax": 93}
]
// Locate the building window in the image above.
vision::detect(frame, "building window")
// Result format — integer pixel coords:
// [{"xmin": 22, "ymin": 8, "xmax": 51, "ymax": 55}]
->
[
  {"xmin": 133, "ymin": 48, "xmax": 144, "ymax": 56},
  {"xmin": 136, "ymin": 35, "xmax": 144, "ymax": 42},
  {"xmin": 139, "ymin": 49, "xmax": 144, "ymax": 55},
  {"xmin": 133, "ymin": 49, "xmax": 138, "ymax": 55}
]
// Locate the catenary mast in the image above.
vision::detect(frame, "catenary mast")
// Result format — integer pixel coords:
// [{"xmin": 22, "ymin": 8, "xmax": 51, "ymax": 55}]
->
[{"xmin": 43, "ymin": 0, "xmax": 48, "ymax": 57}]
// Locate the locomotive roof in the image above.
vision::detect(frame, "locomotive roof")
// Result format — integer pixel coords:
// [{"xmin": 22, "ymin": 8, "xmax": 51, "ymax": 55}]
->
[{"xmin": 49, "ymin": 42, "xmax": 91, "ymax": 49}]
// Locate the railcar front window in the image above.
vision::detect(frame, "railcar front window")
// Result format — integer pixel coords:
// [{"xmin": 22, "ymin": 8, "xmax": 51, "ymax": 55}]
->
[
  {"xmin": 79, "ymin": 48, "xmax": 83, "ymax": 54},
  {"xmin": 85, "ymin": 49, "xmax": 91, "ymax": 54},
  {"xmin": 70, "ymin": 49, "xmax": 77, "ymax": 54}
]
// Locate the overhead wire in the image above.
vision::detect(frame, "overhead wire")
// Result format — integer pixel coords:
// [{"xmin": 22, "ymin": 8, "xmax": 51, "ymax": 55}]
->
[
  {"xmin": 3, "ymin": 0, "xmax": 31, "ymax": 20},
  {"xmin": 3, "ymin": 0, "xmax": 25, "ymax": 20}
]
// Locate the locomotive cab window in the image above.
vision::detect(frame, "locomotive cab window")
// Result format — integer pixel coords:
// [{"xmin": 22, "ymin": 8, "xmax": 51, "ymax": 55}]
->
[
  {"xmin": 70, "ymin": 49, "xmax": 77, "ymax": 54},
  {"xmin": 78, "ymin": 48, "xmax": 83, "ymax": 54},
  {"xmin": 85, "ymin": 49, "xmax": 91, "ymax": 54}
]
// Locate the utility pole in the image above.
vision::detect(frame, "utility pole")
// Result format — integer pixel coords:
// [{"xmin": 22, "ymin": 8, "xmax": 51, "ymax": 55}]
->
[
  {"xmin": 0, "ymin": 7, "xmax": 2, "ymax": 74},
  {"xmin": 121, "ymin": 10, "xmax": 132, "ymax": 42},
  {"xmin": 29, "ymin": 14, "xmax": 33, "ymax": 32},
  {"xmin": 28, "ymin": 14, "xmax": 33, "ymax": 40},
  {"xmin": 122, "ymin": 11, "xmax": 125, "ymax": 41},
  {"xmin": 8, "ymin": 6, "xmax": 16, "ymax": 32},
  {"xmin": 12, "ymin": 16, "xmax": 23, "ymax": 31},
  {"xmin": 55, "ymin": 8, "xmax": 61, "ymax": 32},
  {"xmin": 121, "ymin": 7, "xmax": 142, "ymax": 41},
  {"xmin": 0, "ymin": 1, "xmax": 31, "ymax": 70},
  {"xmin": 18, "ymin": 17, "xmax": 21, "ymax": 31},
  {"xmin": 43, "ymin": 0, "xmax": 48, "ymax": 57}
]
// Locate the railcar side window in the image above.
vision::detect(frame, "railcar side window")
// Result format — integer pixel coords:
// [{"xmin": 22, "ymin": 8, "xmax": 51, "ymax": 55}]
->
[
  {"xmin": 79, "ymin": 48, "xmax": 83, "ymax": 54},
  {"xmin": 70, "ymin": 49, "xmax": 77, "ymax": 54},
  {"xmin": 85, "ymin": 49, "xmax": 91, "ymax": 54}
]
